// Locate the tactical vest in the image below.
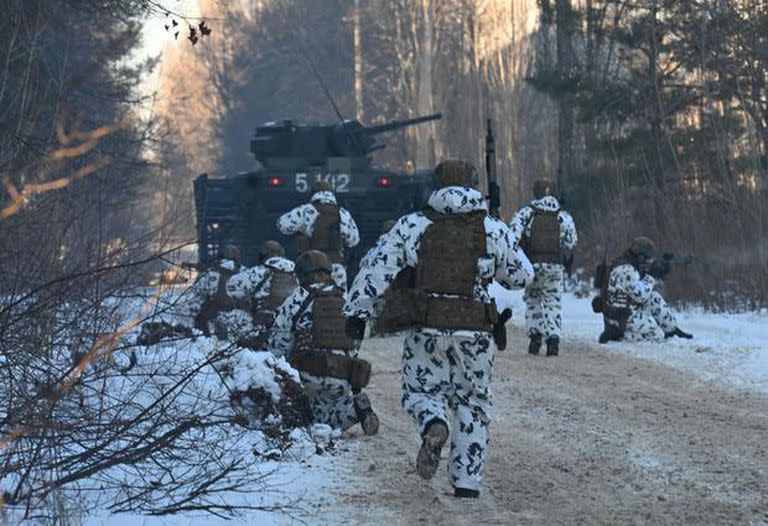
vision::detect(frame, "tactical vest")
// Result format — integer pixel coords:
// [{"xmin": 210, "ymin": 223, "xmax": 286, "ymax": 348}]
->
[
  {"xmin": 294, "ymin": 287, "xmax": 355, "ymax": 353},
  {"xmin": 592, "ymin": 256, "xmax": 635, "ymax": 341},
  {"xmin": 524, "ymin": 208, "xmax": 561, "ymax": 264},
  {"xmin": 251, "ymin": 268, "xmax": 298, "ymax": 329},
  {"xmin": 412, "ymin": 209, "xmax": 497, "ymax": 332},
  {"xmin": 308, "ymin": 203, "xmax": 342, "ymax": 264}
]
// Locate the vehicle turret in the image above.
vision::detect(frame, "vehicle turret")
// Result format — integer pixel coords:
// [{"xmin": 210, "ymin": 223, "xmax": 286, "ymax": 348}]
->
[{"xmin": 250, "ymin": 113, "xmax": 442, "ymax": 167}]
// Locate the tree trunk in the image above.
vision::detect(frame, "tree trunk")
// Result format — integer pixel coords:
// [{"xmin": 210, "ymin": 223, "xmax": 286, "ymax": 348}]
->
[
  {"xmin": 353, "ymin": 0, "xmax": 363, "ymax": 120},
  {"xmin": 556, "ymin": 0, "xmax": 576, "ymax": 191},
  {"xmin": 416, "ymin": 0, "xmax": 435, "ymax": 169}
]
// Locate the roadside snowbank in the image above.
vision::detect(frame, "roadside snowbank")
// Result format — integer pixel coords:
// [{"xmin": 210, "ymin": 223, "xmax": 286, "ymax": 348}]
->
[{"xmin": 491, "ymin": 282, "xmax": 768, "ymax": 393}]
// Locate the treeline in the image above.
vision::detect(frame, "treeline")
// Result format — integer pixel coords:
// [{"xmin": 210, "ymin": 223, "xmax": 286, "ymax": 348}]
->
[{"xmin": 529, "ymin": 0, "xmax": 768, "ymax": 308}]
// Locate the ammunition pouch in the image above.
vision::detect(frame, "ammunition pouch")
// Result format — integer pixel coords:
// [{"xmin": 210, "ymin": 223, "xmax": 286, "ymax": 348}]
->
[
  {"xmin": 290, "ymin": 351, "xmax": 371, "ymax": 390},
  {"xmin": 591, "ymin": 296, "xmax": 604, "ymax": 313},
  {"xmin": 600, "ymin": 304, "xmax": 632, "ymax": 342},
  {"xmin": 376, "ymin": 288, "xmax": 496, "ymax": 333}
]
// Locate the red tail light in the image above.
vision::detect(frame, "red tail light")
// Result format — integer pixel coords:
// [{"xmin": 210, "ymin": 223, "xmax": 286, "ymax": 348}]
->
[
  {"xmin": 267, "ymin": 176, "xmax": 284, "ymax": 187},
  {"xmin": 376, "ymin": 176, "xmax": 392, "ymax": 187}
]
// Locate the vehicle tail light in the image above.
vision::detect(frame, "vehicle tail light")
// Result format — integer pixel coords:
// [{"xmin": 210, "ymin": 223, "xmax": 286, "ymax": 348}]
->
[
  {"xmin": 267, "ymin": 176, "xmax": 285, "ymax": 187},
  {"xmin": 376, "ymin": 176, "xmax": 392, "ymax": 187}
]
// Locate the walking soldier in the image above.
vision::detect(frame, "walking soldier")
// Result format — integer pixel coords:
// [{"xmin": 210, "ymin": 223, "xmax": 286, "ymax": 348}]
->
[
  {"xmin": 510, "ymin": 179, "xmax": 577, "ymax": 356},
  {"xmin": 276, "ymin": 180, "xmax": 360, "ymax": 289}
]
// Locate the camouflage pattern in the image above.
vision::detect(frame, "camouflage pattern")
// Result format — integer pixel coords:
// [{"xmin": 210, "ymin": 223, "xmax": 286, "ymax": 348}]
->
[
  {"xmin": 345, "ymin": 186, "xmax": 534, "ymax": 491},
  {"xmin": 607, "ymin": 264, "xmax": 678, "ymax": 342},
  {"xmin": 221, "ymin": 256, "xmax": 296, "ymax": 347},
  {"xmin": 510, "ymin": 195, "xmax": 577, "ymax": 341},
  {"xmin": 402, "ymin": 329, "xmax": 494, "ymax": 491},
  {"xmin": 276, "ymin": 190, "xmax": 360, "ymax": 289},
  {"xmin": 268, "ymin": 282, "xmax": 369, "ymax": 431},
  {"xmin": 523, "ymin": 262, "xmax": 564, "ymax": 339}
]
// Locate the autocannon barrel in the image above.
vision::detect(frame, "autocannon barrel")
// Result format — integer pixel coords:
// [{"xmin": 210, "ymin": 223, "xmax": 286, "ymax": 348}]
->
[{"xmin": 365, "ymin": 113, "xmax": 443, "ymax": 135}]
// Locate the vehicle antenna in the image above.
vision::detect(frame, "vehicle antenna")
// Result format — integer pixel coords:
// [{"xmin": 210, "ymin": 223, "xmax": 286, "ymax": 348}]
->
[{"xmin": 298, "ymin": 44, "xmax": 364, "ymax": 156}]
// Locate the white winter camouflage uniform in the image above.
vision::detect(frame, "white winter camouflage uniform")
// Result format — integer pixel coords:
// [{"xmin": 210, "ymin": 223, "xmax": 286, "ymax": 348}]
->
[
  {"xmin": 276, "ymin": 191, "xmax": 360, "ymax": 289},
  {"xmin": 345, "ymin": 186, "xmax": 533, "ymax": 491},
  {"xmin": 607, "ymin": 264, "xmax": 678, "ymax": 342},
  {"xmin": 267, "ymin": 282, "xmax": 361, "ymax": 431},
  {"xmin": 509, "ymin": 196, "xmax": 577, "ymax": 340},
  {"xmin": 217, "ymin": 256, "xmax": 296, "ymax": 347}
]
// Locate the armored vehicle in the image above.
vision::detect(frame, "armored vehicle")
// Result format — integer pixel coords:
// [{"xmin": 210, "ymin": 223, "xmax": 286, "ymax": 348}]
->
[{"xmin": 193, "ymin": 113, "xmax": 441, "ymax": 271}]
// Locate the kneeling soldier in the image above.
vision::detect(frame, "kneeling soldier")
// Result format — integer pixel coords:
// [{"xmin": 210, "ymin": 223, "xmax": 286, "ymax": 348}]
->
[
  {"xmin": 267, "ymin": 250, "xmax": 379, "ymax": 435},
  {"xmin": 224, "ymin": 240, "xmax": 298, "ymax": 349},
  {"xmin": 595, "ymin": 236, "xmax": 693, "ymax": 343}
]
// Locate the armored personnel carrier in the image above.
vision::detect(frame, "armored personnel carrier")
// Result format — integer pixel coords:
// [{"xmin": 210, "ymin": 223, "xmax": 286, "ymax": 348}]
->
[{"xmin": 193, "ymin": 113, "xmax": 441, "ymax": 270}]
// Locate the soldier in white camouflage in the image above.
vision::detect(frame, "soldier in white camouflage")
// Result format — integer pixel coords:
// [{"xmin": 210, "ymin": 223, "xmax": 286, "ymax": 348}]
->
[
  {"xmin": 509, "ymin": 179, "xmax": 577, "ymax": 356},
  {"xmin": 344, "ymin": 160, "xmax": 533, "ymax": 499},
  {"xmin": 221, "ymin": 241, "xmax": 298, "ymax": 349},
  {"xmin": 267, "ymin": 250, "xmax": 379, "ymax": 435},
  {"xmin": 191, "ymin": 245, "xmax": 243, "ymax": 337},
  {"xmin": 276, "ymin": 180, "xmax": 360, "ymax": 289},
  {"xmin": 595, "ymin": 236, "xmax": 693, "ymax": 343}
]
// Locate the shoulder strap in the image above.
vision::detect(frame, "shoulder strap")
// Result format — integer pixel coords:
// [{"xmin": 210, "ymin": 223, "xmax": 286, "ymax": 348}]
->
[{"xmin": 291, "ymin": 291, "xmax": 315, "ymax": 331}]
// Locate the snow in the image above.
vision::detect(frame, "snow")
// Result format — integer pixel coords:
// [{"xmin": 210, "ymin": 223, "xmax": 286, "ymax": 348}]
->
[
  {"xmin": 226, "ymin": 350, "xmax": 300, "ymax": 402},
  {"xmin": 491, "ymin": 281, "xmax": 768, "ymax": 394}
]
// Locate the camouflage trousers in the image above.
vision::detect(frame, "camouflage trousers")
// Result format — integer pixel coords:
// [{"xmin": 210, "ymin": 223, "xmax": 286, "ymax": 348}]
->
[
  {"xmin": 524, "ymin": 263, "xmax": 564, "ymax": 339},
  {"xmin": 624, "ymin": 291, "xmax": 678, "ymax": 342},
  {"xmin": 402, "ymin": 329, "xmax": 495, "ymax": 491},
  {"xmin": 301, "ymin": 373, "xmax": 359, "ymax": 431},
  {"xmin": 331, "ymin": 263, "xmax": 347, "ymax": 291}
]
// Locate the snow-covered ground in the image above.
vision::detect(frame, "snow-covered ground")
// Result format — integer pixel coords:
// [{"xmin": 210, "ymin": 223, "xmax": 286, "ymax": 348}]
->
[{"xmin": 492, "ymin": 282, "xmax": 768, "ymax": 394}]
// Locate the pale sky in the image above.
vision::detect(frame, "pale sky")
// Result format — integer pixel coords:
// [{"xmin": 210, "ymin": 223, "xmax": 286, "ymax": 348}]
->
[{"xmin": 135, "ymin": 0, "xmax": 202, "ymax": 98}]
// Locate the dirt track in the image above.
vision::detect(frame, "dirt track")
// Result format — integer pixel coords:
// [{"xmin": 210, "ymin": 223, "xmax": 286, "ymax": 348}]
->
[{"xmin": 327, "ymin": 327, "xmax": 768, "ymax": 525}]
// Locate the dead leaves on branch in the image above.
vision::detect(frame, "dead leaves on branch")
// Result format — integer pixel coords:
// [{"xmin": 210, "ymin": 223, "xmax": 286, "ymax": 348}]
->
[{"xmin": 162, "ymin": 14, "xmax": 213, "ymax": 45}]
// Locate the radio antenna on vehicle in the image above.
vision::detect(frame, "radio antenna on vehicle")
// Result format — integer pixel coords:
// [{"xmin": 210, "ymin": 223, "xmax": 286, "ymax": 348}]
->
[{"xmin": 298, "ymin": 44, "xmax": 364, "ymax": 157}]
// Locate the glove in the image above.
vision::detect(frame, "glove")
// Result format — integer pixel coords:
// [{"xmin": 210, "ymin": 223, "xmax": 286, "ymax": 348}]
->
[
  {"xmin": 665, "ymin": 327, "xmax": 693, "ymax": 339},
  {"xmin": 345, "ymin": 317, "xmax": 367, "ymax": 340},
  {"xmin": 648, "ymin": 257, "xmax": 671, "ymax": 280}
]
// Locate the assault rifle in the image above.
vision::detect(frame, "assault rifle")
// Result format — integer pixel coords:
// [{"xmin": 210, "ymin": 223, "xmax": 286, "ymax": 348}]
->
[
  {"xmin": 649, "ymin": 253, "xmax": 695, "ymax": 280},
  {"xmin": 485, "ymin": 119, "xmax": 501, "ymax": 218}
]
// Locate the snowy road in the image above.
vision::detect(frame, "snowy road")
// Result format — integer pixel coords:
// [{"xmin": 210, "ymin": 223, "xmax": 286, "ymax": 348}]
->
[{"xmin": 326, "ymin": 326, "xmax": 768, "ymax": 525}]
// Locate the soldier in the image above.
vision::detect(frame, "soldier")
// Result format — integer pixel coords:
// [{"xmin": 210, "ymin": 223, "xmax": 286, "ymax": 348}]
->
[
  {"xmin": 276, "ymin": 180, "xmax": 360, "ymax": 289},
  {"xmin": 344, "ymin": 160, "xmax": 533, "ymax": 498},
  {"xmin": 509, "ymin": 179, "xmax": 578, "ymax": 356},
  {"xmin": 595, "ymin": 236, "xmax": 693, "ymax": 343},
  {"xmin": 222, "ymin": 240, "xmax": 298, "ymax": 349},
  {"xmin": 267, "ymin": 250, "xmax": 379, "ymax": 435},
  {"xmin": 191, "ymin": 245, "xmax": 243, "ymax": 337}
]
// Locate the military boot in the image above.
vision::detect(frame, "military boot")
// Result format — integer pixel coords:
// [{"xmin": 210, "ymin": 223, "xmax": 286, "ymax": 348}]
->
[
  {"xmin": 528, "ymin": 333, "xmax": 542, "ymax": 355},
  {"xmin": 454, "ymin": 487, "xmax": 480, "ymax": 499},
  {"xmin": 665, "ymin": 327, "xmax": 693, "ymax": 339},
  {"xmin": 353, "ymin": 393, "xmax": 380, "ymax": 436},
  {"xmin": 545, "ymin": 336, "xmax": 560, "ymax": 356},
  {"xmin": 416, "ymin": 419, "xmax": 449, "ymax": 480}
]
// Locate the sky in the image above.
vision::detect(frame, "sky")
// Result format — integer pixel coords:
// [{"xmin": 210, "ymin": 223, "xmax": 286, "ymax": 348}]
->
[{"xmin": 135, "ymin": 0, "xmax": 202, "ymax": 98}]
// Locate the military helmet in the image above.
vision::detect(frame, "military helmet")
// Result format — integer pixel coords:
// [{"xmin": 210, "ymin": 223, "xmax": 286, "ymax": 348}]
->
[
  {"xmin": 312, "ymin": 180, "xmax": 333, "ymax": 193},
  {"xmin": 220, "ymin": 244, "xmax": 240, "ymax": 262},
  {"xmin": 295, "ymin": 250, "xmax": 332, "ymax": 284},
  {"xmin": 433, "ymin": 159, "xmax": 479, "ymax": 189},
  {"xmin": 629, "ymin": 236, "xmax": 658, "ymax": 260},
  {"xmin": 258, "ymin": 240, "xmax": 285, "ymax": 262},
  {"xmin": 533, "ymin": 179, "xmax": 556, "ymax": 199}
]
